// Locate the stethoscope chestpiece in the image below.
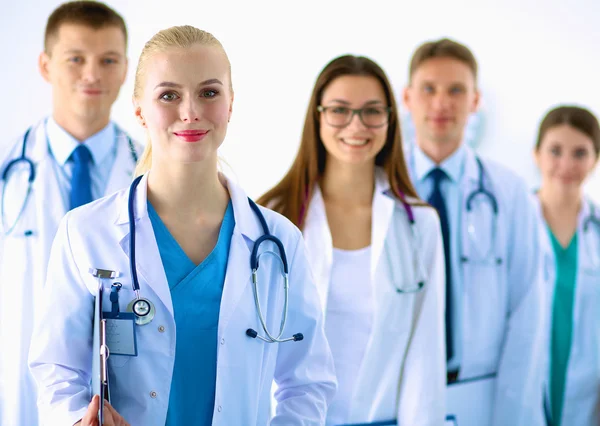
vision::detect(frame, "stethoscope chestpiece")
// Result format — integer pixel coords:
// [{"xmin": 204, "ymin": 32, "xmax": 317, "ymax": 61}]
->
[{"xmin": 127, "ymin": 296, "xmax": 156, "ymax": 325}]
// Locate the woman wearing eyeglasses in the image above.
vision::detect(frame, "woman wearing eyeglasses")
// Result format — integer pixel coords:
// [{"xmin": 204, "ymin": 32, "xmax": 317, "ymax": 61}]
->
[{"xmin": 258, "ymin": 55, "xmax": 446, "ymax": 426}]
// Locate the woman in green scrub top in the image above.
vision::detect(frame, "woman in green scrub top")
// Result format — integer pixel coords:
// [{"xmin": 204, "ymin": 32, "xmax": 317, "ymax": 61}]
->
[{"xmin": 532, "ymin": 105, "xmax": 600, "ymax": 426}]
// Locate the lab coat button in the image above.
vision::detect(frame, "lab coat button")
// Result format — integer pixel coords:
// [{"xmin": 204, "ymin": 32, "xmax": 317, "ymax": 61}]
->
[
  {"xmin": 158, "ymin": 325, "xmax": 165, "ymax": 333},
  {"xmin": 220, "ymin": 338, "xmax": 225, "ymax": 345},
  {"xmin": 150, "ymin": 391, "xmax": 157, "ymax": 398},
  {"xmin": 218, "ymin": 405, "xmax": 222, "ymax": 412}
]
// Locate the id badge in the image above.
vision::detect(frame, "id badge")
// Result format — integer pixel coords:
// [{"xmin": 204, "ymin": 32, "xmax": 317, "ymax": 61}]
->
[{"xmin": 102, "ymin": 311, "xmax": 138, "ymax": 356}]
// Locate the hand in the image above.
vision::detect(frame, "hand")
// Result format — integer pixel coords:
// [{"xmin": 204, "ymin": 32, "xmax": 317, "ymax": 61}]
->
[{"xmin": 74, "ymin": 395, "xmax": 130, "ymax": 426}]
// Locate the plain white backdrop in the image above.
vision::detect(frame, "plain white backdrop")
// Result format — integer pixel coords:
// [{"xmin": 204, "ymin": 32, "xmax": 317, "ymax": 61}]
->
[{"xmin": 2, "ymin": 0, "xmax": 600, "ymax": 199}]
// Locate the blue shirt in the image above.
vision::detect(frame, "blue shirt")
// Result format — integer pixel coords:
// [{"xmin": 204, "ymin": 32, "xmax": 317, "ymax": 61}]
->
[
  {"xmin": 410, "ymin": 143, "xmax": 467, "ymax": 372},
  {"xmin": 148, "ymin": 200, "xmax": 235, "ymax": 425},
  {"xmin": 46, "ymin": 117, "xmax": 118, "ymax": 210}
]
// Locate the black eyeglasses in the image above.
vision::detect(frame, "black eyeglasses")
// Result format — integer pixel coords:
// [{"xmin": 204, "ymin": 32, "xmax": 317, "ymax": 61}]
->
[{"xmin": 317, "ymin": 105, "xmax": 392, "ymax": 128}]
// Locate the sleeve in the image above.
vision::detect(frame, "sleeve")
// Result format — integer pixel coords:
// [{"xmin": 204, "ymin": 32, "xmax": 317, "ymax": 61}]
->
[
  {"xmin": 27, "ymin": 214, "xmax": 93, "ymax": 426},
  {"xmin": 491, "ymin": 182, "xmax": 549, "ymax": 426},
  {"xmin": 270, "ymin": 231, "xmax": 337, "ymax": 425},
  {"xmin": 396, "ymin": 210, "xmax": 447, "ymax": 426}
]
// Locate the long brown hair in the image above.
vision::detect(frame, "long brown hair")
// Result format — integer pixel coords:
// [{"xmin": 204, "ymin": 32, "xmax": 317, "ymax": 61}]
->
[{"xmin": 257, "ymin": 54, "xmax": 422, "ymax": 229}]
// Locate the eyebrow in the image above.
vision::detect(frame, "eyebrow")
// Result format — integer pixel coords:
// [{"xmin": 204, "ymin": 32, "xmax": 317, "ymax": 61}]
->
[
  {"xmin": 63, "ymin": 49, "xmax": 123, "ymax": 57},
  {"xmin": 154, "ymin": 79, "xmax": 224, "ymax": 90},
  {"xmin": 325, "ymin": 99, "xmax": 385, "ymax": 105}
]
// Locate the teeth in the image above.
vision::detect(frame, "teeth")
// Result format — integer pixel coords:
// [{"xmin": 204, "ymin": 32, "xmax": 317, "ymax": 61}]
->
[{"xmin": 343, "ymin": 138, "xmax": 368, "ymax": 146}]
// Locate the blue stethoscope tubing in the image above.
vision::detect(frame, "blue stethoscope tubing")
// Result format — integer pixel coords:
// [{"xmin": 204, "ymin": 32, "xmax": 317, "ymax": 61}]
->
[{"xmin": 126, "ymin": 174, "xmax": 303, "ymax": 343}]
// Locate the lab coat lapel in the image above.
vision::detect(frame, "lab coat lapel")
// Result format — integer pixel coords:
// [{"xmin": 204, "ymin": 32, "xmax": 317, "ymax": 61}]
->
[
  {"xmin": 32, "ymin": 121, "xmax": 67, "ymax": 260},
  {"xmin": 370, "ymin": 169, "xmax": 395, "ymax": 280},
  {"xmin": 302, "ymin": 186, "xmax": 333, "ymax": 310},
  {"xmin": 104, "ymin": 130, "xmax": 136, "ymax": 196},
  {"xmin": 116, "ymin": 173, "xmax": 174, "ymax": 318},
  {"xmin": 218, "ymin": 175, "xmax": 261, "ymax": 333}
]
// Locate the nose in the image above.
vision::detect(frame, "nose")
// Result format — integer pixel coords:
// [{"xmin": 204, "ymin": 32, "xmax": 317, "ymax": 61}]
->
[
  {"xmin": 346, "ymin": 110, "xmax": 368, "ymax": 130},
  {"xmin": 81, "ymin": 61, "xmax": 101, "ymax": 84},
  {"xmin": 180, "ymin": 99, "xmax": 201, "ymax": 122},
  {"xmin": 431, "ymin": 92, "xmax": 451, "ymax": 111}
]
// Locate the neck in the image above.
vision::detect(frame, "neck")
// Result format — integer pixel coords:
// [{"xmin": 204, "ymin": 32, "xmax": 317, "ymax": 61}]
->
[
  {"xmin": 416, "ymin": 135, "xmax": 462, "ymax": 164},
  {"xmin": 52, "ymin": 108, "xmax": 110, "ymax": 142},
  {"xmin": 538, "ymin": 185, "xmax": 582, "ymax": 215},
  {"xmin": 320, "ymin": 158, "xmax": 375, "ymax": 205},
  {"xmin": 147, "ymin": 157, "xmax": 229, "ymax": 220}
]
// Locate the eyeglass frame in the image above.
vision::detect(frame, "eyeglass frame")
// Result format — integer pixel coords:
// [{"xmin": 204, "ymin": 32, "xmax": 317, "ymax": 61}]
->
[{"xmin": 316, "ymin": 105, "xmax": 392, "ymax": 129}]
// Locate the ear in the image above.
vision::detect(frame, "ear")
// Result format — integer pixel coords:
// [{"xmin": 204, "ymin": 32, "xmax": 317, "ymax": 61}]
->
[
  {"xmin": 402, "ymin": 86, "xmax": 412, "ymax": 111},
  {"xmin": 228, "ymin": 91, "xmax": 234, "ymax": 122},
  {"xmin": 120, "ymin": 57, "xmax": 129, "ymax": 86},
  {"xmin": 134, "ymin": 102, "xmax": 146, "ymax": 127},
  {"xmin": 532, "ymin": 147, "xmax": 541, "ymax": 168},
  {"xmin": 38, "ymin": 52, "xmax": 51, "ymax": 83},
  {"xmin": 471, "ymin": 87, "xmax": 481, "ymax": 113}
]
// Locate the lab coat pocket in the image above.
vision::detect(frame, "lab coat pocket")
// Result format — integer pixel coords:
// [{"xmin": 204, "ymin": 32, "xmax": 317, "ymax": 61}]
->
[{"xmin": 108, "ymin": 354, "xmax": 132, "ymax": 368}]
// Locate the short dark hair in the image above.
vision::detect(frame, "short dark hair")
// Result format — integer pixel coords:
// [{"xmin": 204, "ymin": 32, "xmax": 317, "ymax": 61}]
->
[
  {"xmin": 536, "ymin": 105, "xmax": 600, "ymax": 156},
  {"xmin": 409, "ymin": 38, "xmax": 478, "ymax": 81},
  {"xmin": 44, "ymin": 1, "xmax": 127, "ymax": 53}
]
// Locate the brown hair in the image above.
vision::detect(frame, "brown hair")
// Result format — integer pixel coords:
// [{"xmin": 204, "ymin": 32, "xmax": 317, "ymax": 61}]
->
[
  {"xmin": 257, "ymin": 54, "xmax": 422, "ymax": 229},
  {"xmin": 535, "ymin": 105, "xmax": 600, "ymax": 156},
  {"xmin": 409, "ymin": 38, "xmax": 478, "ymax": 82},
  {"xmin": 44, "ymin": 1, "xmax": 128, "ymax": 54},
  {"xmin": 133, "ymin": 25, "xmax": 231, "ymax": 177}
]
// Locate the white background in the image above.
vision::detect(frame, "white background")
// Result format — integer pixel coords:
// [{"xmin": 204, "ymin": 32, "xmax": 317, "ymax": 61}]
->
[{"xmin": 2, "ymin": 0, "xmax": 600, "ymax": 199}]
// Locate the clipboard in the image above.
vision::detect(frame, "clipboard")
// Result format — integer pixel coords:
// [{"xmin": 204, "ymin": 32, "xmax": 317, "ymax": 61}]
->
[
  {"xmin": 92, "ymin": 281, "xmax": 111, "ymax": 424},
  {"xmin": 446, "ymin": 373, "xmax": 496, "ymax": 426}
]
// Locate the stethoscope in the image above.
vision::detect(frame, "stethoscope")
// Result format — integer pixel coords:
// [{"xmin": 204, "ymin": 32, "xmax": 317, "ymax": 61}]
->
[
  {"xmin": 460, "ymin": 156, "xmax": 502, "ymax": 265},
  {"xmin": 582, "ymin": 202, "xmax": 600, "ymax": 270},
  {"xmin": 385, "ymin": 196, "xmax": 428, "ymax": 293},
  {"xmin": 0, "ymin": 125, "xmax": 138, "ymax": 236},
  {"xmin": 125, "ymin": 175, "xmax": 304, "ymax": 343}
]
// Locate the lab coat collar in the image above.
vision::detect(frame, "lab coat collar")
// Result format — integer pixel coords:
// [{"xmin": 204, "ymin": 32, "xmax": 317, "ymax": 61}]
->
[
  {"xmin": 46, "ymin": 116, "xmax": 115, "ymax": 166},
  {"xmin": 114, "ymin": 170, "xmax": 263, "ymax": 242}
]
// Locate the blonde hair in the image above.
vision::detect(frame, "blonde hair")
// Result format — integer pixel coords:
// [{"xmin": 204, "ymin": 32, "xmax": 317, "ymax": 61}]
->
[{"xmin": 133, "ymin": 25, "xmax": 231, "ymax": 177}]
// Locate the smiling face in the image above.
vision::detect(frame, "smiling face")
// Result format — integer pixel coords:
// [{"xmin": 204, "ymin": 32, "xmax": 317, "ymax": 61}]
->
[
  {"xmin": 134, "ymin": 43, "xmax": 233, "ymax": 169},
  {"xmin": 535, "ymin": 124, "xmax": 598, "ymax": 195},
  {"xmin": 404, "ymin": 56, "xmax": 479, "ymax": 150},
  {"xmin": 318, "ymin": 75, "xmax": 389, "ymax": 167},
  {"xmin": 39, "ymin": 23, "xmax": 127, "ymax": 127}
]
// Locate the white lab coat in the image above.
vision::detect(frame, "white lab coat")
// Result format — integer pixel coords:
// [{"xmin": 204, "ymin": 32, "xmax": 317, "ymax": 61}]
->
[
  {"xmin": 27, "ymin": 172, "xmax": 337, "ymax": 426},
  {"xmin": 302, "ymin": 168, "xmax": 446, "ymax": 425},
  {"xmin": 406, "ymin": 145, "xmax": 548, "ymax": 426},
  {"xmin": 0, "ymin": 119, "xmax": 139, "ymax": 426},
  {"xmin": 533, "ymin": 195, "xmax": 600, "ymax": 426}
]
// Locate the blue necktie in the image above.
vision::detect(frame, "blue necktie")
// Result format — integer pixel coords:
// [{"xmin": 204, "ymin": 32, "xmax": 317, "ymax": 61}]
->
[
  {"xmin": 69, "ymin": 144, "xmax": 93, "ymax": 210},
  {"xmin": 427, "ymin": 167, "xmax": 453, "ymax": 361}
]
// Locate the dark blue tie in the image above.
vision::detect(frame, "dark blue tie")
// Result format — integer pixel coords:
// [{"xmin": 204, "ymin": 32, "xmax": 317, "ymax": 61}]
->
[
  {"xmin": 427, "ymin": 167, "xmax": 453, "ymax": 361},
  {"xmin": 69, "ymin": 144, "xmax": 93, "ymax": 210}
]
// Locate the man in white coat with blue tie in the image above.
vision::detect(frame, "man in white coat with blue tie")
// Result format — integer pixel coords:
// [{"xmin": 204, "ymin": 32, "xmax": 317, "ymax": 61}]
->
[
  {"xmin": 0, "ymin": 2, "xmax": 139, "ymax": 425},
  {"xmin": 403, "ymin": 38, "xmax": 548, "ymax": 426}
]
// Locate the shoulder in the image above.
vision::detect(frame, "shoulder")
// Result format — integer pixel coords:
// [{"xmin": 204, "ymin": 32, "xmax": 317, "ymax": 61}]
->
[
  {"xmin": 63, "ymin": 186, "xmax": 128, "ymax": 233},
  {"xmin": 255, "ymin": 203, "xmax": 303, "ymax": 244}
]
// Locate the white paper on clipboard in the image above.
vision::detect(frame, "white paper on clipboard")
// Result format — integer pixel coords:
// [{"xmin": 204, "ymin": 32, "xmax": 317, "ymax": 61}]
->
[{"xmin": 446, "ymin": 374, "xmax": 496, "ymax": 426}]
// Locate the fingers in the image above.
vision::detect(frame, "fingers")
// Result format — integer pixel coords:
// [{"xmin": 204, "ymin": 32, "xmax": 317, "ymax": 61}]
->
[
  {"xmin": 79, "ymin": 394, "xmax": 99, "ymax": 426},
  {"xmin": 104, "ymin": 400, "xmax": 130, "ymax": 426}
]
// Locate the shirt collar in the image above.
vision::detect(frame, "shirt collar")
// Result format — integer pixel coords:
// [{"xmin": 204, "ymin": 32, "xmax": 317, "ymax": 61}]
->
[
  {"xmin": 413, "ymin": 142, "xmax": 467, "ymax": 184},
  {"xmin": 46, "ymin": 116, "xmax": 116, "ymax": 166}
]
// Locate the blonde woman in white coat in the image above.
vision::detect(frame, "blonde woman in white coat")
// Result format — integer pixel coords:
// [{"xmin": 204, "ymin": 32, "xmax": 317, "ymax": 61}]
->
[
  {"xmin": 532, "ymin": 105, "xmax": 600, "ymax": 426},
  {"xmin": 259, "ymin": 55, "xmax": 446, "ymax": 426}
]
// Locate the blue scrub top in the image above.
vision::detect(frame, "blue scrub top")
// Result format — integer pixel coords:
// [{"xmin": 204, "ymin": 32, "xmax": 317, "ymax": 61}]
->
[
  {"xmin": 548, "ymin": 230, "xmax": 578, "ymax": 426},
  {"xmin": 148, "ymin": 200, "xmax": 235, "ymax": 425}
]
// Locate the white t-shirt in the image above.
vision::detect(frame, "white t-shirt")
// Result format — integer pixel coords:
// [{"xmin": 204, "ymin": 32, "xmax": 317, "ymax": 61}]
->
[{"xmin": 324, "ymin": 245, "xmax": 373, "ymax": 426}]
